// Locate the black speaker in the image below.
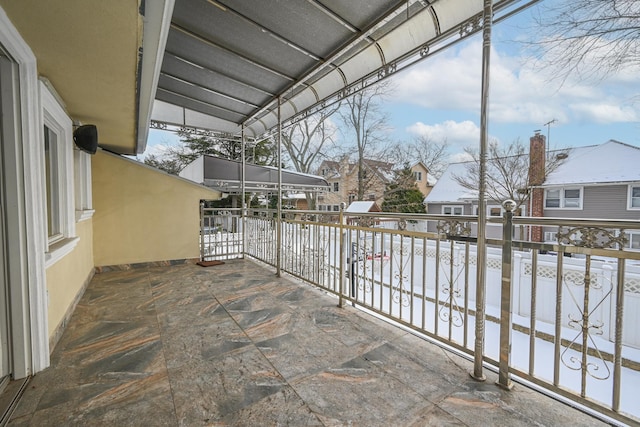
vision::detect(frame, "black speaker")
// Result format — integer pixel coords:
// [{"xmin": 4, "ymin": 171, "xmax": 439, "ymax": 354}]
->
[{"xmin": 73, "ymin": 125, "xmax": 98, "ymax": 154}]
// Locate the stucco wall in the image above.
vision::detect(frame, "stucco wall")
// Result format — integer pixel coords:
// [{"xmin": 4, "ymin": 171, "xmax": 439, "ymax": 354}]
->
[
  {"xmin": 92, "ymin": 150, "xmax": 221, "ymax": 266},
  {"xmin": 46, "ymin": 218, "xmax": 94, "ymax": 339}
]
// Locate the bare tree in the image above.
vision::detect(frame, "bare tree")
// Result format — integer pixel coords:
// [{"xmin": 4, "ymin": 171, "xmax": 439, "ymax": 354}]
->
[
  {"xmin": 391, "ymin": 135, "xmax": 449, "ymax": 179},
  {"xmin": 281, "ymin": 108, "xmax": 339, "ymax": 208},
  {"xmin": 339, "ymin": 81, "xmax": 393, "ymax": 200},
  {"xmin": 527, "ymin": 1, "xmax": 640, "ymax": 84},
  {"xmin": 452, "ymin": 138, "xmax": 567, "ymax": 212}
]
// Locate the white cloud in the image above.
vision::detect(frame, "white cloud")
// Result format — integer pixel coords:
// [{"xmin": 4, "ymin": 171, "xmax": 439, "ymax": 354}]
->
[
  {"xmin": 406, "ymin": 120, "xmax": 480, "ymax": 150},
  {"xmin": 391, "ymin": 39, "xmax": 640, "ymax": 127}
]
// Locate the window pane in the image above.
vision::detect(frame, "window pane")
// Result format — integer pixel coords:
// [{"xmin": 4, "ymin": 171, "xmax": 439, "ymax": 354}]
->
[
  {"xmin": 489, "ymin": 207, "xmax": 501, "ymax": 216},
  {"xmin": 564, "ymin": 189, "xmax": 581, "ymax": 208},
  {"xmin": 545, "ymin": 189, "xmax": 560, "ymax": 208},
  {"xmin": 44, "ymin": 125, "xmax": 61, "ymax": 239},
  {"xmin": 564, "ymin": 189, "xmax": 580, "ymax": 199},
  {"xmin": 453, "ymin": 207, "xmax": 463, "ymax": 215},
  {"xmin": 443, "ymin": 207, "xmax": 452, "ymax": 215},
  {"xmin": 631, "ymin": 234, "xmax": 640, "ymax": 249},
  {"xmin": 632, "ymin": 187, "xmax": 640, "ymax": 207}
]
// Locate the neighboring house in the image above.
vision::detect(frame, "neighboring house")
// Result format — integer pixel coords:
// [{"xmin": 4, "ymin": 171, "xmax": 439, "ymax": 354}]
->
[
  {"xmin": 410, "ymin": 161, "xmax": 437, "ymax": 197},
  {"xmin": 535, "ymin": 139, "xmax": 640, "ymax": 248},
  {"xmin": 316, "ymin": 158, "xmax": 435, "ymax": 211},
  {"xmin": 424, "ymin": 134, "xmax": 640, "ymax": 247},
  {"xmin": 316, "ymin": 158, "xmax": 394, "ymax": 212}
]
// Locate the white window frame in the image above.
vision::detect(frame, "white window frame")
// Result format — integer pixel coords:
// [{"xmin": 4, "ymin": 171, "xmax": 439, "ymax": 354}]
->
[
  {"xmin": 628, "ymin": 232, "xmax": 640, "ymax": 251},
  {"xmin": 333, "ymin": 182, "xmax": 339, "ymax": 192},
  {"xmin": 544, "ymin": 187, "xmax": 583, "ymax": 209},
  {"xmin": 413, "ymin": 171, "xmax": 422, "ymax": 181},
  {"xmin": 41, "ymin": 80, "xmax": 78, "ymax": 267},
  {"xmin": 627, "ymin": 184, "xmax": 640, "ymax": 210},
  {"xmin": 442, "ymin": 205, "xmax": 463, "ymax": 215},
  {"xmin": 74, "ymin": 148, "xmax": 94, "ymax": 221}
]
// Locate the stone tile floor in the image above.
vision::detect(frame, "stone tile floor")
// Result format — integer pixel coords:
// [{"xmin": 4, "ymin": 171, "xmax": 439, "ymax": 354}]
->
[{"xmin": 9, "ymin": 260, "xmax": 609, "ymax": 426}]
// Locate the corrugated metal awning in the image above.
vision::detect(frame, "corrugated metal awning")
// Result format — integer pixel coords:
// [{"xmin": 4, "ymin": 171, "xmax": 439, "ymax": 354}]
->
[
  {"xmin": 151, "ymin": 0, "xmax": 536, "ymax": 140},
  {"xmin": 180, "ymin": 155, "xmax": 329, "ymax": 193}
]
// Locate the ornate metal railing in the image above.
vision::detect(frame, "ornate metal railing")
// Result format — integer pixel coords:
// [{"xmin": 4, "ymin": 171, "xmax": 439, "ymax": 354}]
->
[{"xmin": 201, "ymin": 204, "xmax": 640, "ymax": 425}]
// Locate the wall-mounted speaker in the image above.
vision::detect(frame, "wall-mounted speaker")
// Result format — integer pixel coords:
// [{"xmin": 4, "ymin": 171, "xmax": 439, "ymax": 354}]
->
[{"xmin": 73, "ymin": 125, "xmax": 98, "ymax": 155}]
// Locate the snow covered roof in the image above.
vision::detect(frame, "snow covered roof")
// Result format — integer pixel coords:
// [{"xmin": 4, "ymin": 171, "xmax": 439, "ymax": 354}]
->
[
  {"xmin": 544, "ymin": 140, "xmax": 640, "ymax": 186},
  {"xmin": 346, "ymin": 201, "xmax": 380, "ymax": 213},
  {"xmin": 423, "ymin": 162, "xmax": 477, "ymax": 204}
]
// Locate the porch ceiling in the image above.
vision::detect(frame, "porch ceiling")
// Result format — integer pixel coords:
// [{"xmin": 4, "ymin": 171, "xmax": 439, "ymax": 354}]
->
[{"xmin": 151, "ymin": 0, "xmax": 533, "ymax": 140}]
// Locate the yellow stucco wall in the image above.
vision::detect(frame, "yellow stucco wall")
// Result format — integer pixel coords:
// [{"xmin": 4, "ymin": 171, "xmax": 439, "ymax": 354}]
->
[
  {"xmin": 92, "ymin": 150, "xmax": 221, "ymax": 266},
  {"xmin": 46, "ymin": 218, "xmax": 94, "ymax": 338}
]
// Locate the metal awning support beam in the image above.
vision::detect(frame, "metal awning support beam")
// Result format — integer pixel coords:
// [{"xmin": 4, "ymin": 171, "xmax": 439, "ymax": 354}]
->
[
  {"xmin": 276, "ymin": 97, "xmax": 283, "ymax": 277},
  {"xmin": 472, "ymin": 0, "xmax": 492, "ymax": 383}
]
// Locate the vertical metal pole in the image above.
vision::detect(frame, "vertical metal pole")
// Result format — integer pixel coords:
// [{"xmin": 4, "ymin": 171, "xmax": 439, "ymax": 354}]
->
[
  {"xmin": 276, "ymin": 97, "xmax": 283, "ymax": 277},
  {"xmin": 241, "ymin": 125, "xmax": 246, "ymax": 258},
  {"xmin": 497, "ymin": 200, "xmax": 515, "ymax": 389},
  {"xmin": 472, "ymin": 0, "xmax": 492, "ymax": 381},
  {"xmin": 338, "ymin": 205, "xmax": 345, "ymax": 308},
  {"xmin": 199, "ymin": 201, "xmax": 205, "ymax": 261}
]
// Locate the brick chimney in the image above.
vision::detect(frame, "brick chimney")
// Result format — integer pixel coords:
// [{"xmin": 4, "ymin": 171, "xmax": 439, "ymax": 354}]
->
[{"xmin": 529, "ymin": 132, "xmax": 546, "ymax": 242}]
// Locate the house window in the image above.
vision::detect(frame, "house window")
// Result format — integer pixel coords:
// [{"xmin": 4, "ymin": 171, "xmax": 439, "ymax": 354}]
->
[
  {"xmin": 41, "ymin": 79, "xmax": 77, "ymax": 266},
  {"xmin": 348, "ymin": 194, "xmax": 355, "ymax": 204},
  {"xmin": 488, "ymin": 206, "xmax": 502, "ymax": 217},
  {"xmin": 545, "ymin": 189, "xmax": 560, "ymax": 208},
  {"xmin": 443, "ymin": 206, "xmax": 463, "ymax": 215},
  {"xmin": 629, "ymin": 232, "xmax": 640, "ymax": 250},
  {"xmin": 368, "ymin": 194, "xmax": 376, "ymax": 201},
  {"xmin": 321, "ymin": 168, "xmax": 327, "ymax": 176},
  {"xmin": 44, "ymin": 126, "xmax": 62, "ymax": 242},
  {"xmin": 545, "ymin": 188, "xmax": 582, "ymax": 209},
  {"xmin": 628, "ymin": 185, "xmax": 640, "ymax": 209},
  {"xmin": 413, "ymin": 171, "xmax": 422, "ymax": 181},
  {"xmin": 333, "ymin": 182, "xmax": 339, "ymax": 192},
  {"xmin": 333, "ymin": 205, "xmax": 339, "ymax": 212},
  {"xmin": 74, "ymin": 149, "xmax": 94, "ymax": 221}
]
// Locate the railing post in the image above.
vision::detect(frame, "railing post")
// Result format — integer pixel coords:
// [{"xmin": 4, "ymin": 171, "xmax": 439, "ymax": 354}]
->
[
  {"xmin": 199, "ymin": 201, "xmax": 205, "ymax": 261},
  {"xmin": 497, "ymin": 199, "xmax": 515, "ymax": 389},
  {"xmin": 338, "ymin": 203, "xmax": 346, "ymax": 308},
  {"xmin": 241, "ymin": 125, "xmax": 246, "ymax": 258}
]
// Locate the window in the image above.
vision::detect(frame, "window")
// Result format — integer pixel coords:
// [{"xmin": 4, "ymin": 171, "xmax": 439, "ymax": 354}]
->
[
  {"xmin": 413, "ymin": 171, "xmax": 422, "ymax": 181},
  {"xmin": 368, "ymin": 193, "xmax": 376, "ymax": 201},
  {"xmin": 545, "ymin": 187, "xmax": 582, "ymax": 209},
  {"xmin": 333, "ymin": 182, "xmax": 339, "ymax": 192},
  {"xmin": 44, "ymin": 125, "xmax": 62, "ymax": 241},
  {"xmin": 545, "ymin": 189, "xmax": 560, "ymax": 208},
  {"xmin": 628, "ymin": 185, "xmax": 640, "ymax": 210},
  {"xmin": 563, "ymin": 189, "xmax": 581, "ymax": 208},
  {"xmin": 488, "ymin": 206, "xmax": 502, "ymax": 217},
  {"xmin": 321, "ymin": 168, "xmax": 327, "ymax": 176},
  {"xmin": 348, "ymin": 194, "xmax": 355, "ymax": 204},
  {"xmin": 443, "ymin": 206, "xmax": 463, "ymax": 215},
  {"xmin": 74, "ymin": 148, "xmax": 94, "ymax": 221},
  {"xmin": 333, "ymin": 205, "xmax": 340, "ymax": 212},
  {"xmin": 41, "ymin": 80, "xmax": 77, "ymax": 266},
  {"xmin": 629, "ymin": 232, "xmax": 640, "ymax": 250}
]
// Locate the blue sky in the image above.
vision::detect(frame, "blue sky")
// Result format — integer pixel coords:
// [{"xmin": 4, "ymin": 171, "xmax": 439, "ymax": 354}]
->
[{"xmin": 146, "ymin": 2, "xmax": 639, "ymax": 163}]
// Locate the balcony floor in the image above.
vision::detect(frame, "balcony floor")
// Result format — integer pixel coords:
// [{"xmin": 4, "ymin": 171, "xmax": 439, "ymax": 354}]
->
[{"xmin": 9, "ymin": 260, "xmax": 606, "ymax": 426}]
